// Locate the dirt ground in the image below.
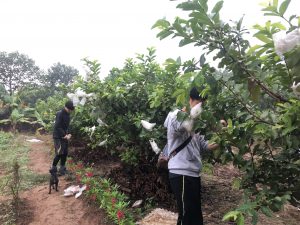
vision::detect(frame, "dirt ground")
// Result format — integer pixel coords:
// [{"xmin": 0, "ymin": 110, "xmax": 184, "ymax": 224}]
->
[
  {"xmin": 1, "ymin": 134, "xmax": 299, "ymax": 225},
  {"xmin": 1, "ymin": 134, "xmax": 113, "ymax": 225}
]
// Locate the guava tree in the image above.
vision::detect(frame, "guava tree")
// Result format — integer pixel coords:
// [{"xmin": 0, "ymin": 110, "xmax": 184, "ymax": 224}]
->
[
  {"xmin": 153, "ymin": 0, "xmax": 300, "ymax": 223},
  {"xmin": 68, "ymin": 48, "xmax": 179, "ymax": 163}
]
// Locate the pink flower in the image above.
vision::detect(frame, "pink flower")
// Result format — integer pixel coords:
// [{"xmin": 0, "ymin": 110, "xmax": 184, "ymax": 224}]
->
[
  {"xmin": 86, "ymin": 172, "xmax": 93, "ymax": 177},
  {"xmin": 111, "ymin": 197, "xmax": 117, "ymax": 205},
  {"xmin": 117, "ymin": 210, "xmax": 125, "ymax": 220}
]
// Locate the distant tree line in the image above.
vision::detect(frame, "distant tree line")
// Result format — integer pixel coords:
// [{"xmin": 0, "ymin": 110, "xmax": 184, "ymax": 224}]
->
[{"xmin": 0, "ymin": 51, "xmax": 79, "ymax": 105}]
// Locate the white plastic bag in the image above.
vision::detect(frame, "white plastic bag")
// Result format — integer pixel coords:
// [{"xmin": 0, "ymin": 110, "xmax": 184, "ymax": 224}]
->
[
  {"xmin": 149, "ymin": 139, "xmax": 161, "ymax": 154},
  {"xmin": 273, "ymin": 29, "xmax": 300, "ymax": 57},
  {"xmin": 79, "ymin": 97, "xmax": 87, "ymax": 106},
  {"xmin": 141, "ymin": 120, "xmax": 156, "ymax": 131},
  {"xmin": 190, "ymin": 102, "xmax": 202, "ymax": 119},
  {"xmin": 98, "ymin": 139, "xmax": 107, "ymax": 146},
  {"xmin": 182, "ymin": 119, "xmax": 194, "ymax": 132},
  {"xmin": 291, "ymin": 81, "xmax": 300, "ymax": 98}
]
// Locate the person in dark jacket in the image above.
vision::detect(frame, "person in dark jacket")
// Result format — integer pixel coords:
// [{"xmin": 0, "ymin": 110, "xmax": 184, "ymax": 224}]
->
[{"xmin": 51, "ymin": 100, "xmax": 75, "ymax": 175}]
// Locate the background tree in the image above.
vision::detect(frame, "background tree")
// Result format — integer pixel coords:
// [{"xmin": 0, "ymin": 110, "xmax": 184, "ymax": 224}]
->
[
  {"xmin": 0, "ymin": 51, "xmax": 41, "ymax": 95},
  {"xmin": 17, "ymin": 83, "xmax": 51, "ymax": 106},
  {"xmin": 44, "ymin": 62, "xmax": 79, "ymax": 88}
]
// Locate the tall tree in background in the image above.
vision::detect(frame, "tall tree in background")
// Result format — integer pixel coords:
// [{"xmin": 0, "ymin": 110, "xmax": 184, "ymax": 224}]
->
[
  {"xmin": 45, "ymin": 62, "xmax": 78, "ymax": 87},
  {"xmin": 0, "ymin": 51, "xmax": 40, "ymax": 95},
  {"xmin": 17, "ymin": 62, "xmax": 79, "ymax": 106}
]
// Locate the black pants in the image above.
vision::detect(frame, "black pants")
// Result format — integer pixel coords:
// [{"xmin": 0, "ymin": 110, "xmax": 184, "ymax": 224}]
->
[
  {"xmin": 52, "ymin": 139, "xmax": 68, "ymax": 167},
  {"xmin": 169, "ymin": 174, "xmax": 203, "ymax": 225}
]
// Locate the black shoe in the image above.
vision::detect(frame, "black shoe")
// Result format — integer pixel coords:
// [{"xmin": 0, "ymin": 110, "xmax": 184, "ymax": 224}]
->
[{"xmin": 58, "ymin": 166, "xmax": 66, "ymax": 176}]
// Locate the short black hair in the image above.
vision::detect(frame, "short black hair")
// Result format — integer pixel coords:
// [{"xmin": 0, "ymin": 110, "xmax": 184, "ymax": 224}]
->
[
  {"xmin": 65, "ymin": 100, "xmax": 75, "ymax": 110},
  {"xmin": 189, "ymin": 87, "xmax": 207, "ymax": 101}
]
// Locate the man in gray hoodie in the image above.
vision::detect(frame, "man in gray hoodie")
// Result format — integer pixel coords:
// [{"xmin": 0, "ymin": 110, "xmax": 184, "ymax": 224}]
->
[{"xmin": 165, "ymin": 87, "xmax": 223, "ymax": 225}]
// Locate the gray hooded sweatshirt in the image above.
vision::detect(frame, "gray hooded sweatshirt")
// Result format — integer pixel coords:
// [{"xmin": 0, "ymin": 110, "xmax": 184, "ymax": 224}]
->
[{"xmin": 164, "ymin": 109, "xmax": 208, "ymax": 177}]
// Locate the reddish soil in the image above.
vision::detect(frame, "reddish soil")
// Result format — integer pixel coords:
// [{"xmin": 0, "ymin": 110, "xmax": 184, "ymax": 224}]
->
[{"xmin": 16, "ymin": 134, "xmax": 113, "ymax": 225}]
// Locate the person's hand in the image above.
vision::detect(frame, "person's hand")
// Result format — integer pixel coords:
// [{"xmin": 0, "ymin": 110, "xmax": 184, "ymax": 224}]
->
[
  {"xmin": 181, "ymin": 106, "xmax": 187, "ymax": 112},
  {"xmin": 64, "ymin": 134, "xmax": 72, "ymax": 140}
]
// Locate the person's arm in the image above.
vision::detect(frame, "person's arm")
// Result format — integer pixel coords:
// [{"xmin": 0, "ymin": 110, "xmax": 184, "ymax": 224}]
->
[{"xmin": 207, "ymin": 143, "xmax": 219, "ymax": 151}]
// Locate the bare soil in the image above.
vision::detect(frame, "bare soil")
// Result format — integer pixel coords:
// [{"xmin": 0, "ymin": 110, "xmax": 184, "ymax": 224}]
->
[{"xmin": 1, "ymin": 134, "xmax": 113, "ymax": 225}]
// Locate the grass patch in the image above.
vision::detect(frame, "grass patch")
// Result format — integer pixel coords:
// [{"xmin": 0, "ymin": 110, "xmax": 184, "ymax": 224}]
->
[{"xmin": 0, "ymin": 131, "xmax": 47, "ymax": 195}]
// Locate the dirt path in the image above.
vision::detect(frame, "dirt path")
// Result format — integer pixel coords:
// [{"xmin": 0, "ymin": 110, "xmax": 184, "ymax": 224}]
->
[{"xmin": 18, "ymin": 135, "xmax": 113, "ymax": 225}]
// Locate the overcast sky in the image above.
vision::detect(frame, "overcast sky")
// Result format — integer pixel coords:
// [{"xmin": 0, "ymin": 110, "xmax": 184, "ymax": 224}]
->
[{"xmin": 0, "ymin": 0, "xmax": 299, "ymax": 77}]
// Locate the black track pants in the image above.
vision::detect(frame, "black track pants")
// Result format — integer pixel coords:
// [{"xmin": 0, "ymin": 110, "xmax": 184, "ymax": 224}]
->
[
  {"xmin": 52, "ymin": 139, "xmax": 68, "ymax": 167},
  {"xmin": 169, "ymin": 174, "xmax": 203, "ymax": 225}
]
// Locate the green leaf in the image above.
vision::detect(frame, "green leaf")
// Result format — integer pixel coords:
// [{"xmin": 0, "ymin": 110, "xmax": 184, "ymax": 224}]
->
[
  {"xmin": 177, "ymin": 1, "xmax": 198, "ymax": 11},
  {"xmin": 273, "ymin": 0, "xmax": 279, "ymax": 8},
  {"xmin": 190, "ymin": 12, "xmax": 214, "ymax": 26},
  {"xmin": 237, "ymin": 16, "xmax": 244, "ymax": 31},
  {"xmin": 212, "ymin": 12, "xmax": 220, "ymax": 23},
  {"xmin": 253, "ymin": 24, "xmax": 264, "ymax": 30},
  {"xmin": 251, "ymin": 210, "xmax": 258, "ymax": 225},
  {"xmin": 236, "ymin": 214, "xmax": 245, "ymax": 225},
  {"xmin": 247, "ymin": 45, "xmax": 261, "ymax": 55},
  {"xmin": 211, "ymin": 1, "xmax": 224, "ymax": 15},
  {"xmin": 261, "ymin": 206, "xmax": 273, "ymax": 217},
  {"xmin": 262, "ymin": 6, "xmax": 278, "ymax": 13},
  {"xmin": 179, "ymin": 38, "xmax": 194, "ymax": 47},
  {"xmin": 156, "ymin": 29, "xmax": 173, "ymax": 40},
  {"xmin": 173, "ymin": 20, "xmax": 185, "ymax": 36},
  {"xmin": 298, "ymin": 16, "xmax": 300, "ymax": 26},
  {"xmin": 282, "ymin": 126, "xmax": 297, "ymax": 135},
  {"xmin": 199, "ymin": 0, "xmax": 208, "ymax": 12},
  {"xmin": 200, "ymin": 54, "xmax": 206, "ymax": 67},
  {"xmin": 0, "ymin": 119, "xmax": 10, "ymax": 125},
  {"xmin": 272, "ymin": 22, "xmax": 286, "ymax": 30},
  {"xmin": 152, "ymin": 19, "xmax": 170, "ymax": 29},
  {"xmin": 222, "ymin": 210, "xmax": 240, "ymax": 221},
  {"xmin": 288, "ymin": 15, "xmax": 297, "ymax": 22},
  {"xmin": 264, "ymin": 12, "xmax": 280, "ymax": 16},
  {"xmin": 172, "ymin": 88, "xmax": 187, "ymax": 105},
  {"xmin": 275, "ymin": 196, "xmax": 282, "ymax": 202},
  {"xmin": 254, "ymin": 33, "xmax": 272, "ymax": 43},
  {"xmin": 279, "ymin": 0, "xmax": 291, "ymax": 16}
]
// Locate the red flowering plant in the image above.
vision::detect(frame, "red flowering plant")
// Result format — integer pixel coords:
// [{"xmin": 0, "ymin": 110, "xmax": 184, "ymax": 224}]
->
[
  {"xmin": 65, "ymin": 160, "xmax": 135, "ymax": 225},
  {"xmin": 98, "ymin": 179, "xmax": 134, "ymax": 225}
]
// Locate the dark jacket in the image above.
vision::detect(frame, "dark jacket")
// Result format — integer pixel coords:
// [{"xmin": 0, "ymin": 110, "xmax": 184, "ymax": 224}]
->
[{"xmin": 53, "ymin": 108, "xmax": 70, "ymax": 139}]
